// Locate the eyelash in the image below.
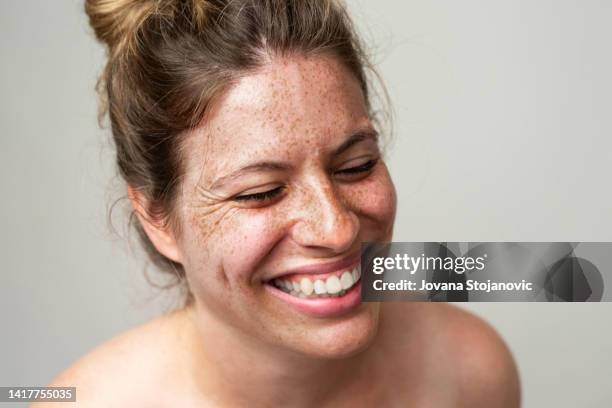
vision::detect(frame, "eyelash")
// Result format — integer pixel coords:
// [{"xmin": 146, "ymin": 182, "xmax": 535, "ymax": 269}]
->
[
  {"xmin": 234, "ymin": 159, "xmax": 378, "ymax": 202},
  {"xmin": 336, "ymin": 158, "xmax": 378, "ymax": 175},
  {"xmin": 234, "ymin": 186, "xmax": 285, "ymax": 202}
]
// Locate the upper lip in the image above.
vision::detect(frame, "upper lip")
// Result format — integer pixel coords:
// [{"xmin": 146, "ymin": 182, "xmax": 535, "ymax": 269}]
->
[{"xmin": 264, "ymin": 249, "xmax": 362, "ymax": 282}]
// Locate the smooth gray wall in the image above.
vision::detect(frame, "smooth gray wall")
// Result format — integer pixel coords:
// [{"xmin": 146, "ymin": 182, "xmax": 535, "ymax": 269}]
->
[{"xmin": 1, "ymin": 1, "xmax": 611, "ymax": 406}]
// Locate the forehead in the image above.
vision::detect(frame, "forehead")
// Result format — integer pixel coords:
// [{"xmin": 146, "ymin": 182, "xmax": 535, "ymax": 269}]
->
[{"xmin": 183, "ymin": 54, "xmax": 370, "ymax": 180}]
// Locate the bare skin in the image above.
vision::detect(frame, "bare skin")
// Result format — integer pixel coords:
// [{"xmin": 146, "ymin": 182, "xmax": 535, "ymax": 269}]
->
[
  {"xmin": 37, "ymin": 54, "xmax": 520, "ymax": 407},
  {"xmin": 40, "ymin": 303, "xmax": 519, "ymax": 407}
]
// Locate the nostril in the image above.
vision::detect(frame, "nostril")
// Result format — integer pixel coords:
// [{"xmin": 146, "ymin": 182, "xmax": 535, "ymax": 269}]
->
[
  {"xmin": 289, "ymin": 181, "xmax": 360, "ymax": 251},
  {"xmin": 293, "ymin": 213, "xmax": 359, "ymax": 253}
]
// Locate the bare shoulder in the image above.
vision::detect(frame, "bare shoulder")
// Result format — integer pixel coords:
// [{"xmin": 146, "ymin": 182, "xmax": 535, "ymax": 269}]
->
[
  {"xmin": 32, "ymin": 310, "xmax": 190, "ymax": 408},
  {"xmin": 380, "ymin": 303, "xmax": 521, "ymax": 408},
  {"xmin": 436, "ymin": 304, "xmax": 521, "ymax": 407}
]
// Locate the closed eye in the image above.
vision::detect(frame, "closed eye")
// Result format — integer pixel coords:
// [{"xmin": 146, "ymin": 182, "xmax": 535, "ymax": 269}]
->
[
  {"xmin": 234, "ymin": 186, "xmax": 285, "ymax": 202},
  {"xmin": 335, "ymin": 158, "xmax": 378, "ymax": 175},
  {"xmin": 232, "ymin": 159, "xmax": 378, "ymax": 203}
]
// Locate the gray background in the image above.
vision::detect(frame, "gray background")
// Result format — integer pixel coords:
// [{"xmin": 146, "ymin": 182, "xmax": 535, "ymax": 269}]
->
[{"xmin": 1, "ymin": 0, "xmax": 611, "ymax": 406}]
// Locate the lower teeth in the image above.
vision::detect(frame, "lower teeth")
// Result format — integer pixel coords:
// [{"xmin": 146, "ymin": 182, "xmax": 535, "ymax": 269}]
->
[{"xmin": 275, "ymin": 284, "xmax": 354, "ymax": 298}]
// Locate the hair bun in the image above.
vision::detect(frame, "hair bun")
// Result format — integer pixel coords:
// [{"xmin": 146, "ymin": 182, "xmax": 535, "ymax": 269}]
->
[
  {"xmin": 85, "ymin": 0, "xmax": 210, "ymax": 54},
  {"xmin": 85, "ymin": 0, "xmax": 157, "ymax": 53}
]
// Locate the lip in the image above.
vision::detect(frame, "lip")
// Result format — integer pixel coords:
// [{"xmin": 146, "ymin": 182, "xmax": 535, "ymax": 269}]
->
[
  {"xmin": 264, "ymin": 249, "xmax": 362, "ymax": 282},
  {"xmin": 264, "ymin": 271, "xmax": 363, "ymax": 318}
]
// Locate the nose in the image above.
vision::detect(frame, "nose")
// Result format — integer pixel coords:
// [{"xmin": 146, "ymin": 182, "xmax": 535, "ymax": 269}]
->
[{"xmin": 290, "ymin": 177, "xmax": 360, "ymax": 254}]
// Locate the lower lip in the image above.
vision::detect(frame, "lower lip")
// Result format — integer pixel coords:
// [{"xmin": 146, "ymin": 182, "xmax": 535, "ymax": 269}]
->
[{"xmin": 264, "ymin": 279, "xmax": 363, "ymax": 318}]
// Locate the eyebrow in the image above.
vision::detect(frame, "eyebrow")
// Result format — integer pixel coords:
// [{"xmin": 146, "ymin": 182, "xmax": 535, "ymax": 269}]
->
[
  {"xmin": 210, "ymin": 162, "xmax": 289, "ymax": 190},
  {"xmin": 210, "ymin": 128, "xmax": 379, "ymax": 190},
  {"xmin": 334, "ymin": 128, "xmax": 379, "ymax": 156}
]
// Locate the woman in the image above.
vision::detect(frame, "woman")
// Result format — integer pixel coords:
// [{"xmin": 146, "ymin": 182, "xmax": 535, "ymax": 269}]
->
[{"xmin": 42, "ymin": 0, "xmax": 520, "ymax": 406}]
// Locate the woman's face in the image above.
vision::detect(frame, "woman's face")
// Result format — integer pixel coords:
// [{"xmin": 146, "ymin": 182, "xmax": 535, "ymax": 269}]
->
[{"xmin": 176, "ymin": 54, "xmax": 396, "ymax": 358}]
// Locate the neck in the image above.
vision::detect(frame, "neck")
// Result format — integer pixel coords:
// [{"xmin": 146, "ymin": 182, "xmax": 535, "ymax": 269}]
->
[{"xmin": 179, "ymin": 302, "xmax": 380, "ymax": 407}]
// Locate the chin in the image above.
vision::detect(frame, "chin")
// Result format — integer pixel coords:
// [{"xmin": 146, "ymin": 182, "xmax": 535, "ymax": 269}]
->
[{"xmin": 288, "ymin": 302, "xmax": 381, "ymax": 360}]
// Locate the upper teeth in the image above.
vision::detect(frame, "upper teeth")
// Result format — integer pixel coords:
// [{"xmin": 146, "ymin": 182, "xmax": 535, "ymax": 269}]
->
[{"xmin": 273, "ymin": 266, "xmax": 361, "ymax": 298}]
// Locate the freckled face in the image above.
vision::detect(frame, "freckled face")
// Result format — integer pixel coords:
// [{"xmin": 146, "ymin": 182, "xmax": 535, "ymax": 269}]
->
[{"xmin": 177, "ymin": 54, "xmax": 396, "ymax": 358}]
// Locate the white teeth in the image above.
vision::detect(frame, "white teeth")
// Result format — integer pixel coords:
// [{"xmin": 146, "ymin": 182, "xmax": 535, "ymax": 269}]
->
[
  {"xmin": 314, "ymin": 279, "xmax": 327, "ymax": 295},
  {"xmin": 272, "ymin": 266, "xmax": 361, "ymax": 298},
  {"xmin": 351, "ymin": 267, "xmax": 358, "ymax": 283},
  {"xmin": 340, "ymin": 271, "xmax": 354, "ymax": 290},
  {"xmin": 300, "ymin": 278, "xmax": 314, "ymax": 295},
  {"xmin": 325, "ymin": 275, "xmax": 342, "ymax": 294}
]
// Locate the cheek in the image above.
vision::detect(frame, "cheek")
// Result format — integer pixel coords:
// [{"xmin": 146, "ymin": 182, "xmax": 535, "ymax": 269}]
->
[
  {"xmin": 342, "ymin": 164, "xmax": 397, "ymax": 228},
  {"xmin": 182, "ymin": 206, "xmax": 287, "ymax": 286},
  {"xmin": 221, "ymin": 212, "xmax": 287, "ymax": 283}
]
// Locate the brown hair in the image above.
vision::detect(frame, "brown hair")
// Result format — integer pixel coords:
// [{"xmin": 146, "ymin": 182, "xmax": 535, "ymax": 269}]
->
[{"xmin": 85, "ymin": 0, "xmax": 380, "ymax": 301}]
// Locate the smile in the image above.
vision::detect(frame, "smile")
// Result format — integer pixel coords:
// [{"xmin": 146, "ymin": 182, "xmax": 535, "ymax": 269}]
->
[
  {"xmin": 262, "ymin": 251, "xmax": 365, "ymax": 318},
  {"xmin": 272, "ymin": 265, "xmax": 361, "ymax": 298}
]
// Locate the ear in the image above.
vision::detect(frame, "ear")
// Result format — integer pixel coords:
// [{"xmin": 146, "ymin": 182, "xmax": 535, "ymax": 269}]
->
[{"xmin": 127, "ymin": 185, "xmax": 183, "ymax": 264}]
